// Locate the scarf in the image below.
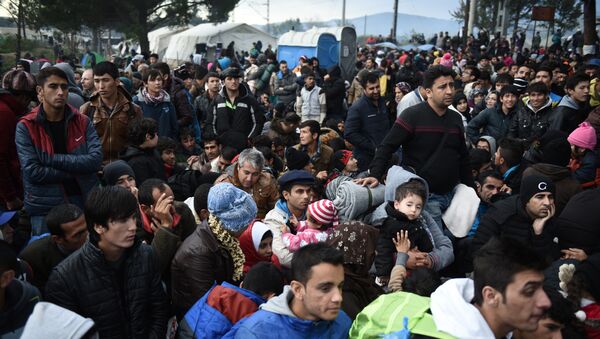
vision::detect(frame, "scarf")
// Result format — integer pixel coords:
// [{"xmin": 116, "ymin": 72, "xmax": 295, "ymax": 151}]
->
[
  {"xmin": 208, "ymin": 214, "xmax": 245, "ymax": 281},
  {"xmin": 141, "ymin": 87, "xmax": 167, "ymax": 104}
]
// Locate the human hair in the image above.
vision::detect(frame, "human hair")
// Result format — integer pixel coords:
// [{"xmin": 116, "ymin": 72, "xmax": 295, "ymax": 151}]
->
[
  {"xmin": 565, "ymin": 72, "xmax": 590, "ymax": 91},
  {"xmin": 299, "ymin": 120, "xmax": 321, "ymax": 136},
  {"xmin": 497, "ymin": 138, "xmax": 524, "ymax": 167},
  {"xmin": 469, "ymin": 148, "xmax": 491, "ymax": 173},
  {"xmin": 220, "ymin": 146, "xmax": 238, "ymax": 162},
  {"xmin": 157, "ymin": 136, "xmax": 177, "ymax": 154},
  {"xmin": 527, "ymin": 81, "xmax": 549, "ymax": 95},
  {"xmin": 193, "ymin": 183, "xmax": 212, "ymax": 217},
  {"xmin": 360, "ymin": 71, "xmax": 380, "ymax": 88},
  {"xmin": 394, "ymin": 180, "xmax": 427, "ymax": 204},
  {"xmin": 243, "ymin": 262, "xmax": 285, "ymax": 297},
  {"xmin": 152, "ymin": 62, "xmax": 170, "ymax": 76},
  {"xmin": 279, "ymin": 60, "xmax": 287, "ymax": 65},
  {"xmin": 138, "ymin": 178, "xmax": 168, "ymax": 206},
  {"xmin": 85, "ymin": 186, "xmax": 139, "ymax": 244},
  {"xmin": 142, "ymin": 69, "xmax": 162, "ymax": 83},
  {"xmin": 536, "ymin": 66, "xmax": 553, "ymax": 80},
  {"xmin": 206, "ymin": 71, "xmax": 220, "ymax": 81},
  {"xmin": 127, "ymin": 118, "xmax": 157, "ymax": 146},
  {"xmin": 237, "ymin": 147, "xmax": 265, "ymax": 171},
  {"xmin": 45, "ymin": 204, "xmax": 84, "ymax": 237},
  {"xmin": 291, "ymin": 243, "xmax": 344, "ymax": 285},
  {"xmin": 0, "ymin": 240, "xmax": 17, "ymax": 273},
  {"xmin": 252, "ymin": 134, "xmax": 273, "ymax": 149},
  {"xmin": 472, "ymin": 237, "xmax": 547, "ymax": 306},
  {"xmin": 422, "ymin": 65, "xmax": 456, "ymax": 89},
  {"xmin": 543, "ymin": 286, "xmax": 577, "ymax": 326},
  {"xmin": 402, "ymin": 267, "xmax": 441, "ymax": 297},
  {"xmin": 93, "ymin": 61, "xmax": 119, "ymax": 79},
  {"xmin": 179, "ymin": 127, "xmax": 194, "ymax": 140},
  {"xmin": 256, "ymin": 145, "xmax": 273, "ymax": 162},
  {"xmin": 36, "ymin": 66, "xmax": 68, "ymax": 86},
  {"xmin": 149, "ymin": 53, "xmax": 159, "ymax": 60},
  {"xmin": 202, "ymin": 134, "xmax": 220, "ymax": 145},
  {"xmin": 495, "ymin": 73, "xmax": 513, "ymax": 86},
  {"xmin": 463, "ymin": 65, "xmax": 481, "ymax": 80},
  {"xmin": 476, "ymin": 170, "xmax": 503, "ymax": 185}
]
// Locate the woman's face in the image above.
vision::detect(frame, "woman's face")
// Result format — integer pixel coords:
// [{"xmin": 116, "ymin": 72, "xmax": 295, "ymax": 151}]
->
[
  {"xmin": 257, "ymin": 236, "xmax": 273, "ymax": 258},
  {"xmin": 457, "ymin": 98, "xmax": 468, "ymax": 113},
  {"xmin": 474, "ymin": 94, "xmax": 484, "ymax": 106},
  {"xmin": 486, "ymin": 93, "xmax": 498, "ymax": 108},
  {"xmin": 395, "ymin": 87, "xmax": 404, "ymax": 103}
]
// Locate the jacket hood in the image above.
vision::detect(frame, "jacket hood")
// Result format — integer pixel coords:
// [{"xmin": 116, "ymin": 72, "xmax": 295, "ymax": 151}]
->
[
  {"xmin": 525, "ymin": 96, "xmax": 553, "ymax": 114},
  {"xmin": 430, "ymin": 278, "xmax": 495, "ymax": 338},
  {"xmin": 383, "ymin": 165, "xmax": 430, "ymax": 202},
  {"xmin": 260, "ymin": 285, "xmax": 297, "ymax": 317},
  {"xmin": 529, "ymin": 163, "xmax": 572, "ymax": 180},
  {"xmin": 119, "ymin": 145, "xmax": 148, "ymax": 161},
  {"xmin": 54, "ymin": 63, "xmax": 84, "ymax": 98},
  {"xmin": 0, "ymin": 279, "xmax": 40, "ymax": 328},
  {"xmin": 478, "ymin": 135, "xmax": 497, "ymax": 158},
  {"xmin": 20, "ymin": 302, "xmax": 95, "ymax": 339},
  {"xmin": 557, "ymin": 94, "xmax": 581, "ymax": 110}
]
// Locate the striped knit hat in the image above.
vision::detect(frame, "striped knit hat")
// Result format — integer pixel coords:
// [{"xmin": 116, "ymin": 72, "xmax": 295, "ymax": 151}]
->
[
  {"xmin": 308, "ymin": 199, "xmax": 339, "ymax": 226},
  {"xmin": 2, "ymin": 70, "xmax": 36, "ymax": 96}
]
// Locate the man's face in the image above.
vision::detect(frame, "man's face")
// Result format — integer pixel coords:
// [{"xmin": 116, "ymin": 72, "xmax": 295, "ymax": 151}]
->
[
  {"xmin": 81, "ymin": 70, "xmax": 94, "ymax": 91},
  {"xmin": 495, "ymin": 81, "xmax": 509, "ymax": 93},
  {"xmin": 146, "ymin": 76, "xmax": 163, "ymax": 94},
  {"xmin": 529, "ymin": 92, "xmax": 548, "ymax": 110},
  {"xmin": 98, "ymin": 214, "xmax": 137, "ymax": 250},
  {"xmin": 568, "ymin": 81, "xmax": 590, "ymax": 103},
  {"xmin": 161, "ymin": 149, "xmax": 176, "ymax": 166},
  {"xmin": 74, "ymin": 72, "xmax": 81, "ymax": 83},
  {"xmin": 207, "ymin": 76, "xmax": 221, "ymax": 93},
  {"xmin": 218, "ymin": 155, "xmax": 231, "ymax": 171},
  {"xmin": 38, "ymin": 75, "xmax": 68, "ymax": 111},
  {"xmin": 534, "ymin": 71, "xmax": 552, "ymax": 88},
  {"xmin": 526, "ymin": 192, "xmax": 554, "ymax": 219},
  {"xmin": 516, "ymin": 316, "xmax": 564, "ymax": 339},
  {"xmin": 204, "ymin": 141, "xmax": 220, "ymax": 161},
  {"xmin": 149, "ymin": 56, "xmax": 158, "ymax": 65},
  {"xmin": 477, "ymin": 177, "xmax": 503, "ymax": 203},
  {"xmin": 224, "ymin": 76, "xmax": 240, "ymax": 91},
  {"xmin": 366, "ymin": 59, "xmax": 375, "ymax": 69},
  {"xmin": 492, "ymin": 270, "xmax": 550, "ymax": 333},
  {"xmin": 115, "ymin": 174, "xmax": 136, "ymax": 192},
  {"xmin": 237, "ymin": 161, "xmax": 261, "ymax": 189},
  {"xmin": 477, "ymin": 140, "xmax": 490, "ymax": 152},
  {"xmin": 509, "ymin": 65, "xmax": 519, "ymax": 76},
  {"xmin": 305, "ymin": 76, "xmax": 315, "ymax": 89},
  {"xmin": 54, "ymin": 214, "xmax": 88, "ymax": 252},
  {"xmin": 94, "ymin": 74, "xmax": 118, "ymax": 99},
  {"xmin": 345, "ymin": 156, "xmax": 359, "ymax": 173},
  {"xmin": 364, "ymin": 81, "xmax": 380, "ymax": 101},
  {"xmin": 462, "ymin": 69, "xmax": 474, "ymax": 83},
  {"xmin": 553, "ymin": 72, "xmax": 567, "ymax": 87},
  {"xmin": 426, "ymin": 75, "xmax": 455, "ymax": 109},
  {"xmin": 585, "ymin": 67, "xmax": 598, "ymax": 78},
  {"xmin": 517, "ymin": 66, "xmax": 531, "ymax": 79},
  {"xmin": 500, "ymin": 93, "xmax": 518, "ymax": 111},
  {"xmin": 280, "ymin": 63, "xmax": 288, "ymax": 73},
  {"xmin": 181, "ymin": 136, "xmax": 195, "ymax": 152},
  {"xmin": 283, "ymin": 184, "xmax": 312, "ymax": 211},
  {"xmin": 292, "ymin": 263, "xmax": 344, "ymax": 321},
  {"xmin": 299, "ymin": 127, "xmax": 316, "ymax": 146}
]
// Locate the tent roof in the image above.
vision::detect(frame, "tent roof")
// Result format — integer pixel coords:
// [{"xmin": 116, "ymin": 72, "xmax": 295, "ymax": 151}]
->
[{"xmin": 278, "ymin": 26, "xmax": 353, "ymax": 47}]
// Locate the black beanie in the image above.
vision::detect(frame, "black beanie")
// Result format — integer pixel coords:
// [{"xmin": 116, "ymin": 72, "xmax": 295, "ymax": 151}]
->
[
  {"xmin": 575, "ymin": 254, "xmax": 600, "ymax": 302},
  {"xmin": 520, "ymin": 174, "xmax": 555, "ymax": 206},
  {"xmin": 103, "ymin": 160, "xmax": 135, "ymax": 186},
  {"xmin": 539, "ymin": 130, "xmax": 570, "ymax": 167},
  {"xmin": 285, "ymin": 148, "xmax": 310, "ymax": 170}
]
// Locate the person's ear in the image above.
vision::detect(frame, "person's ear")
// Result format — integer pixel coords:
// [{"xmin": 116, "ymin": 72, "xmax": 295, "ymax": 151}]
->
[
  {"xmin": 93, "ymin": 224, "xmax": 106, "ymax": 235},
  {"xmin": 282, "ymin": 191, "xmax": 290, "ymax": 201},
  {"xmin": 290, "ymin": 280, "xmax": 305, "ymax": 301},
  {"xmin": 51, "ymin": 234, "xmax": 63, "ymax": 246},
  {"xmin": 0, "ymin": 270, "xmax": 15, "ymax": 289},
  {"xmin": 140, "ymin": 204, "xmax": 151, "ymax": 215},
  {"xmin": 482, "ymin": 286, "xmax": 500, "ymax": 308},
  {"xmin": 262, "ymin": 292, "xmax": 276, "ymax": 300}
]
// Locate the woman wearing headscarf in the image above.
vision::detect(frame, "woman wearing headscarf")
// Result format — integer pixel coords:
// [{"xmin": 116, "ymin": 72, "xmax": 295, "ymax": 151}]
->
[
  {"xmin": 327, "ymin": 221, "xmax": 382, "ymax": 320},
  {"xmin": 239, "ymin": 220, "xmax": 281, "ymax": 274}
]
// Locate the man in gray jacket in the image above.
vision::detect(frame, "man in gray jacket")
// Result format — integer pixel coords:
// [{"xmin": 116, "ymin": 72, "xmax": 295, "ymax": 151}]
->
[{"xmin": 274, "ymin": 60, "xmax": 298, "ymax": 106}]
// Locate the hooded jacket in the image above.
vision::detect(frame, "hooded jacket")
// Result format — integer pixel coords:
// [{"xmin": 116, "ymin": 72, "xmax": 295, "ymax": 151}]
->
[
  {"xmin": 274, "ymin": 70, "xmax": 298, "ymax": 106},
  {"xmin": 19, "ymin": 302, "xmax": 95, "ymax": 339},
  {"xmin": 80, "ymin": 86, "xmax": 142, "ymax": 162},
  {"xmin": 228, "ymin": 286, "xmax": 351, "ymax": 338},
  {"xmin": 508, "ymin": 97, "xmax": 559, "ymax": 143},
  {"xmin": 430, "ymin": 278, "xmax": 495, "ymax": 338},
  {"xmin": 54, "ymin": 63, "xmax": 85, "ymax": 109},
  {"xmin": 551, "ymin": 95, "xmax": 590, "ymax": 134},
  {"xmin": 467, "ymin": 104, "xmax": 516, "ymax": 143},
  {"xmin": 133, "ymin": 91, "xmax": 179, "ymax": 140},
  {"xmin": 321, "ymin": 65, "xmax": 346, "ymax": 119},
  {"xmin": 15, "ymin": 105, "xmax": 102, "ymax": 216},
  {"xmin": 119, "ymin": 145, "xmax": 166, "ymax": 185},
  {"xmin": 0, "ymin": 90, "xmax": 25, "ymax": 206},
  {"xmin": 45, "ymin": 240, "xmax": 168, "ymax": 339},
  {"xmin": 0, "ymin": 279, "xmax": 40, "ymax": 338}
]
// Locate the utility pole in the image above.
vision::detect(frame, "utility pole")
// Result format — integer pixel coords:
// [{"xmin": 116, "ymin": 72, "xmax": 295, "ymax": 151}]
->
[
  {"xmin": 266, "ymin": 0, "xmax": 270, "ymax": 34},
  {"xmin": 392, "ymin": 0, "xmax": 398, "ymax": 43},
  {"xmin": 364, "ymin": 15, "xmax": 367, "ymax": 36},
  {"xmin": 583, "ymin": 0, "xmax": 597, "ymax": 55},
  {"xmin": 342, "ymin": 0, "xmax": 346, "ymax": 25},
  {"xmin": 467, "ymin": 0, "xmax": 476, "ymax": 36}
]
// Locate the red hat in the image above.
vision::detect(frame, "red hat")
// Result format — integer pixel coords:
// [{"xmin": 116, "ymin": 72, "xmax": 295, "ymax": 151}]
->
[{"xmin": 308, "ymin": 199, "xmax": 338, "ymax": 226}]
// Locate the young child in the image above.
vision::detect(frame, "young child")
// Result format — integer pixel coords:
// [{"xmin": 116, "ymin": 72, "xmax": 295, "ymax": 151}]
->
[
  {"xmin": 567, "ymin": 122, "xmax": 598, "ymax": 184},
  {"xmin": 282, "ymin": 199, "xmax": 338, "ymax": 252},
  {"xmin": 375, "ymin": 180, "xmax": 433, "ymax": 284},
  {"xmin": 157, "ymin": 137, "xmax": 181, "ymax": 178}
]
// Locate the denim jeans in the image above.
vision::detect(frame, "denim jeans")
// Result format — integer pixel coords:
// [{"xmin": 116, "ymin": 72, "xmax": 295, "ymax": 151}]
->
[
  {"xmin": 30, "ymin": 215, "xmax": 48, "ymax": 236},
  {"xmin": 425, "ymin": 188, "xmax": 456, "ymax": 232}
]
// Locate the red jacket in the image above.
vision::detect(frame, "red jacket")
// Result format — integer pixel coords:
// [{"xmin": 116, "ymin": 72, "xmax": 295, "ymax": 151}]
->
[{"xmin": 0, "ymin": 92, "xmax": 25, "ymax": 205}]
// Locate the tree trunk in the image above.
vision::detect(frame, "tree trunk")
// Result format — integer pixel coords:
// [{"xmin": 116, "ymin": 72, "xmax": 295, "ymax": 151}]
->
[
  {"xmin": 15, "ymin": 0, "xmax": 23, "ymax": 61},
  {"xmin": 463, "ymin": 0, "xmax": 470, "ymax": 42},
  {"xmin": 138, "ymin": 9, "xmax": 150, "ymax": 53},
  {"xmin": 491, "ymin": 0, "xmax": 499, "ymax": 34},
  {"xmin": 583, "ymin": 0, "xmax": 597, "ymax": 54}
]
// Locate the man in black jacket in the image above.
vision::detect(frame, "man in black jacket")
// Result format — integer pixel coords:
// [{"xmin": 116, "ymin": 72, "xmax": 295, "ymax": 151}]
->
[
  {"xmin": 472, "ymin": 175, "xmax": 559, "ymax": 262},
  {"xmin": 321, "ymin": 65, "xmax": 346, "ymax": 122},
  {"xmin": 551, "ymin": 72, "xmax": 591, "ymax": 134},
  {"xmin": 467, "ymin": 85, "xmax": 519, "ymax": 143},
  {"xmin": 120, "ymin": 117, "xmax": 166, "ymax": 185},
  {"xmin": 45, "ymin": 186, "xmax": 168, "ymax": 339}
]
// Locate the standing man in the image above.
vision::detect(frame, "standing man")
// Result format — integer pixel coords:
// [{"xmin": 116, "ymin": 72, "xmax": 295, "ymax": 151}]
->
[
  {"xmin": 274, "ymin": 60, "xmax": 298, "ymax": 107},
  {"xmin": 16, "ymin": 67, "xmax": 102, "ymax": 235},
  {"xmin": 194, "ymin": 71, "xmax": 220, "ymax": 127},
  {"xmin": 359, "ymin": 66, "xmax": 472, "ymax": 230},
  {"xmin": 295, "ymin": 71, "xmax": 326, "ymax": 123},
  {"xmin": 345, "ymin": 72, "xmax": 391, "ymax": 172},
  {"xmin": 80, "ymin": 69, "xmax": 95, "ymax": 99},
  {"xmin": 80, "ymin": 61, "xmax": 142, "ymax": 163},
  {"xmin": 45, "ymin": 186, "xmax": 168, "ymax": 338}
]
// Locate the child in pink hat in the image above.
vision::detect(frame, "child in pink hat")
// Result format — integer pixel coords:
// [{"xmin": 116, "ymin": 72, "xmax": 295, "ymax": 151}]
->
[
  {"xmin": 281, "ymin": 199, "xmax": 338, "ymax": 252},
  {"xmin": 567, "ymin": 122, "xmax": 599, "ymax": 183}
]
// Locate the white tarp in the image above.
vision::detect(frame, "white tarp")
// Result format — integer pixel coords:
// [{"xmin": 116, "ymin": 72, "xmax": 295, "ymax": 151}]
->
[
  {"xmin": 163, "ymin": 22, "xmax": 276, "ymax": 65},
  {"xmin": 148, "ymin": 25, "xmax": 191, "ymax": 58}
]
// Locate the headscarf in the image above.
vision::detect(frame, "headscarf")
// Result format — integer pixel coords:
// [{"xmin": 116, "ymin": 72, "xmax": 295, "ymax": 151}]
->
[{"xmin": 239, "ymin": 220, "xmax": 281, "ymax": 274}]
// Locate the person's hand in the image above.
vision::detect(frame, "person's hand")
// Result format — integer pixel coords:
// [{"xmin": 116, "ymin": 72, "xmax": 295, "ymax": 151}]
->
[
  {"xmin": 561, "ymin": 248, "xmax": 588, "ymax": 261},
  {"xmin": 152, "ymin": 193, "xmax": 174, "ymax": 228},
  {"xmin": 532, "ymin": 203, "xmax": 555, "ymax": 235},
  {"xmin": 129, "ymin": 186, "xmax": 139, "ymax": 200},
  {"xmin": 392, "ymin": 230, "xmax": 411, "ymax": 253},
  {"xmin": 324, "ymin": 74, "xmax": 330, "ymax": 81},
  {"xmin": 376, "ymin": 276, "xmax": 389, "ymax": 286},
  {"xmin": 280, "ymin": 224, "xmax": 288, "ymax": 234},
  {"xmin": 354, "ymin": 177, "xmax": 379, "ymax": 188},
  {"xmin": 289, "ymin": 214, "xmax": 298, "ymax": 228},
  {"xmin": 6, "ymin": 197, "xmax": 23, "ymax": 211},
  {"xmin": 187, "ymin": 155, "xmax": 199, "ymax": 166},
  {"xmin": 499, "ymin": 184, "xmax": 512, "ymax": 194},
  {"xmin": 413, "ymin": 251, "xmax": 432, "ymax": 268},
  {"xmin": 316, "ymin": 171, "xmax": 328, "ymax": 180}
]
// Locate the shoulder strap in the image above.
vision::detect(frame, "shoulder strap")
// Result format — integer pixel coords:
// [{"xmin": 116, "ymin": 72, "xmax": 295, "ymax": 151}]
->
[{"xmin": 418, "ymin": 128, "xmax": 449, "ymax": 175}]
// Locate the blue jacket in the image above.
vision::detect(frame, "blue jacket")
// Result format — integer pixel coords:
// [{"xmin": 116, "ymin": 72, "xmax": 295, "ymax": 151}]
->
[
  {"xmin": 228, "ymin": 286, "xmax": 351, "ymax": 339},
  {"xmin": 344, "ymin": 95, "xmax": 391, "ymax": 171},
  {"xmin": 178, "ymin": 282, "xmax": 265, "ymax": 339},
  {"xmin": 133, "ymin": 93, "xmax": 179, "ymax": 140},
  {"xmin": 15, "ymin": 105, "xmax": 102, "ymax": 216}
]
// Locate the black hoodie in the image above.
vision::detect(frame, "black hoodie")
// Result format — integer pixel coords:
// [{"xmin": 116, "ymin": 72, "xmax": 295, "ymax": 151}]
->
[
  {"xmin": 0, "ymin": 279, "xmax": 40, "ymax": 337},
  {"xmin": 321, "ymin": 65, "xmax": 346, "ymax": 119}
]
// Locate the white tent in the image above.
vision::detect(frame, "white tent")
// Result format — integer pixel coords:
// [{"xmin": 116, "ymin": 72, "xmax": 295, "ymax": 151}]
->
[
  {"xmin": 163, "ymin": 22, "xmax": 276, "ymax": 66},
  {"xmin": 148, "ymin": 25, "xmax": 191, "ymax": 58}
]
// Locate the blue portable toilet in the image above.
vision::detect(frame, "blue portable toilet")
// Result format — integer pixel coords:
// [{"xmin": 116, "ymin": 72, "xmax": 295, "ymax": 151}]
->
[{"xmin": 277, "ymin": 26, "xmax": 357, "ymax": 82}]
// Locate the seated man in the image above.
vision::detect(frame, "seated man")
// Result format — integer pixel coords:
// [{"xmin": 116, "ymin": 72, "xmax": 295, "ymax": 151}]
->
[
  {"xmin": 295, "ymin": 120, "xmax": 333, "ymax": 174},
  {"xmin": 178, "ymin": 262, "xmax": 284, "ymax": 338},
  {"xmin": 472, "ymin": 175, "xmax": 560, "ymax": 262},
  {"xmin": 468, "ymin": 170, "xmax": 504, "ymax": 237},
  {"xmin": 229, "ymin": 243, "xmax": 352, "ymax": 338},
  {"xmin": 216, "ymin": 148, "xmax": 279, "ymax": 218},
  {"xmin": 45, "ymin": 186, "xmax": 168, "ymax": 338},
  {"xmin": 19, "ymin": 204, "xmax": 87, "ymax": 293}
]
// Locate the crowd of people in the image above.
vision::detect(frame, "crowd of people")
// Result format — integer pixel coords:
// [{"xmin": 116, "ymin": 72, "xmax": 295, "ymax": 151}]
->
[{"xmin": 1, "ymin": 29, "xmax": 600, "ymax": 339}]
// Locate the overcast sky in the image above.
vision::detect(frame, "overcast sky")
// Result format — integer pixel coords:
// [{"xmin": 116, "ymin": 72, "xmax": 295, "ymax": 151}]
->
[{"xmin": 230, "ymin": 0, "xmax": 462, "ymax": 24}]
